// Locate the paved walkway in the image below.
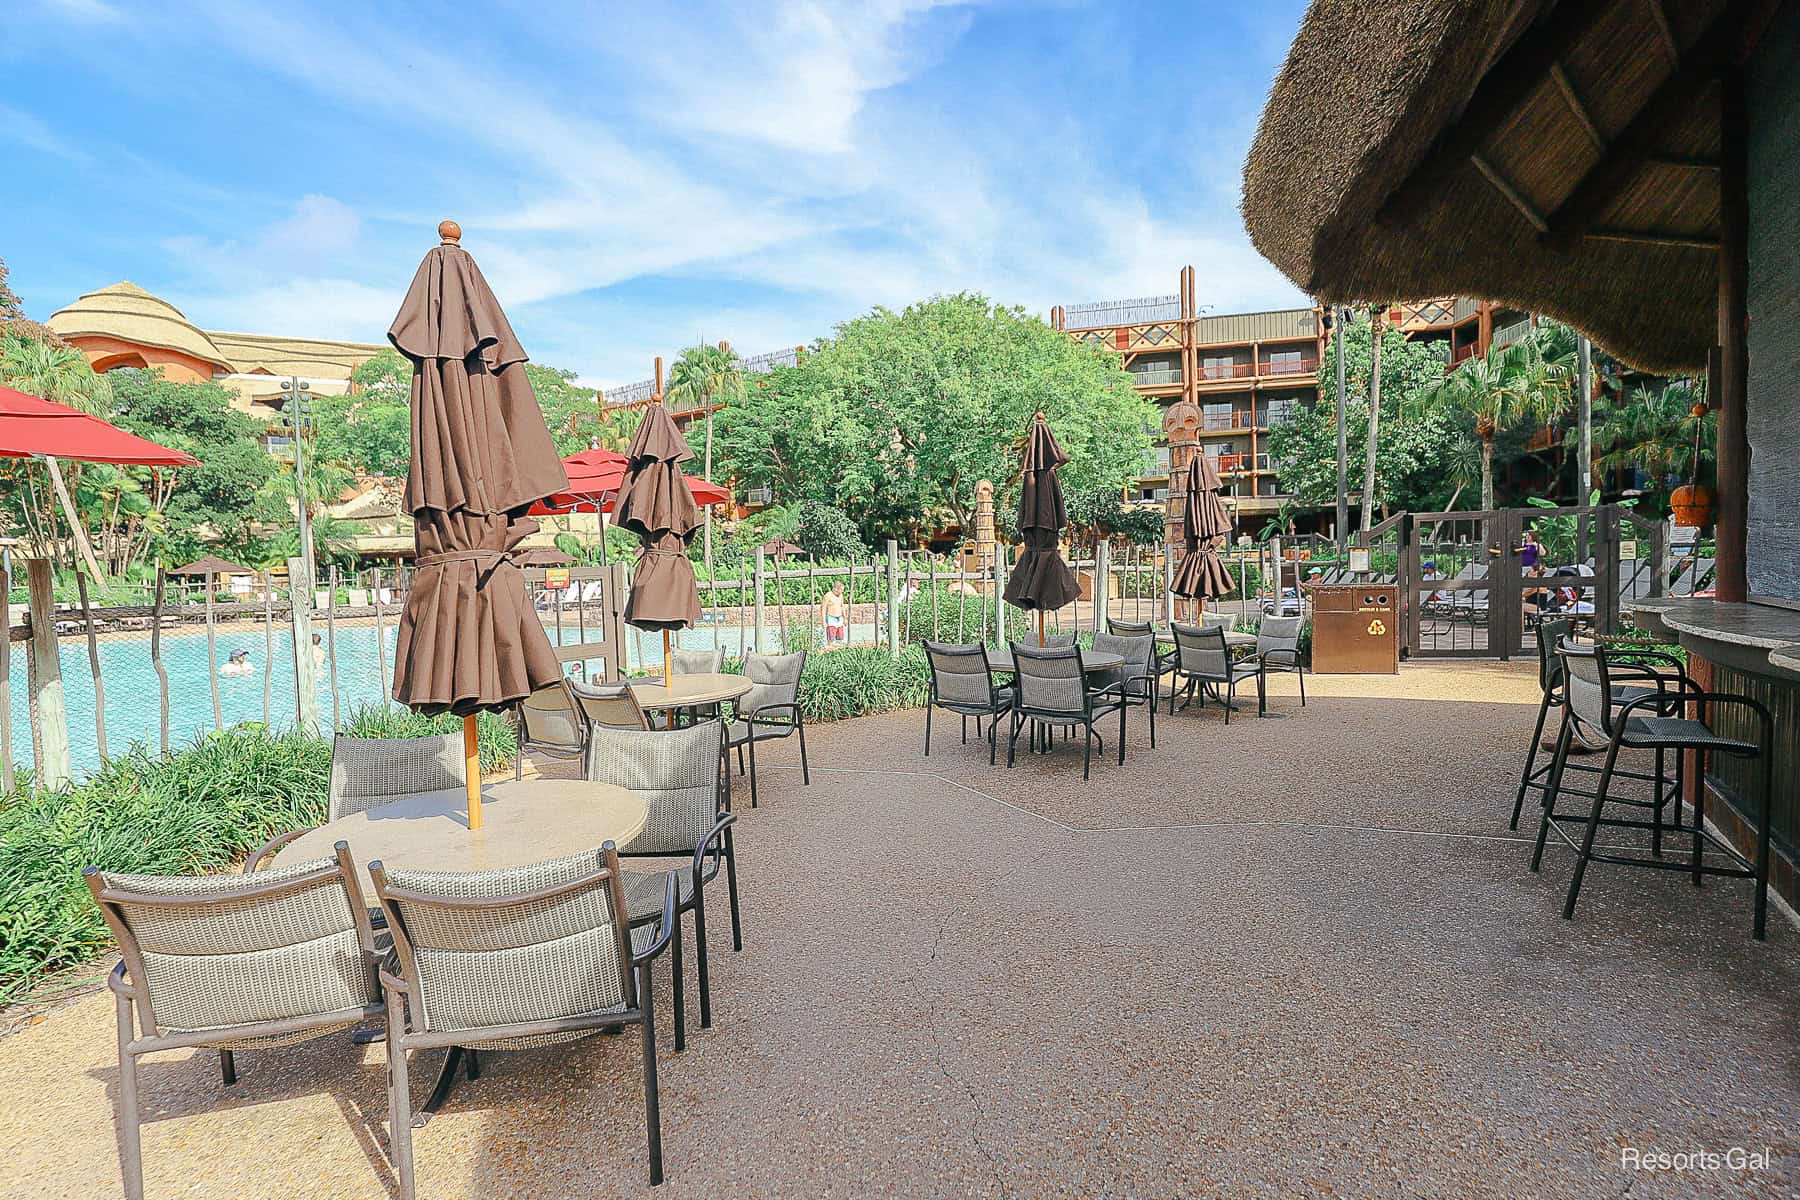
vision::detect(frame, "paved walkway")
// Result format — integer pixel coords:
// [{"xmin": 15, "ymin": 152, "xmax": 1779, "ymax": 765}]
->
[{"xmin": 3, "ymin": 663, "xmax": 1795, "ymax": 1198}]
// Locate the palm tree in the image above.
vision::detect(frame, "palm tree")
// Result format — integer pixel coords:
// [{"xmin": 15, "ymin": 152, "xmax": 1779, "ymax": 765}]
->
[
  {"xmin": 0, "ymin": 336, "xmax": 114, "ymax": 579},
  {"xmin": 666, "ymin": 342, "xmax": 746, "ymax": 574},
  {"xmin": 1415, "ymin": 328, "xmax": 1573, "ymax": 510},
  {"xmin": 1583, "ymin": 377, "xmax": 1712, "ymax": 509}
]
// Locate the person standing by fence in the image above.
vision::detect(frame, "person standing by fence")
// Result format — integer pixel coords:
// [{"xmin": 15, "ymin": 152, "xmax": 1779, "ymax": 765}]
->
[{"xmin": 822, "ymin": 581, "xmax": 847, "ymax": 646}]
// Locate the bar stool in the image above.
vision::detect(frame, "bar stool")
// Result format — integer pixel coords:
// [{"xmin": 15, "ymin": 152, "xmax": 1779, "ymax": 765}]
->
[
  {"xmin": 1509, "ymin": 620, "xmax": 1679, "ymax": 831},
  {"xmin": 1531, "ymin": 639, "xmax": 1776, "ymax": 939}
]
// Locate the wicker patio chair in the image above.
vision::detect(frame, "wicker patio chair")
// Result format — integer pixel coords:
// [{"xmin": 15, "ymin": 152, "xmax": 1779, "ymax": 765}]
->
[
  {"xmin": 515, "ymin": 678, "xmax": 588, "ymax": 780},
  {"xmin": 1252, "ymin": 615, "xmax": 1307, "ymax": 712},
  {"xmin": 723, "ymin": 650, "xmax": 809, "ymax": 808},
  {"xmin": 245, "ymin": 734, "xmax": 464, "ymax": 870},
  {"xmin": 371, "ymin": 846, "xmax": 677, "ymax": 1194},
  {"xmin": 587, "ymin": 720, "xmax": 737, "ymax": 1048},
  {"xmin": 1109, "ymin": 618, "xmax": 1176, "ymax": 685},
  {"xmin": 1090, "ymin": 630, "xmax": 1157, "ymax": 749},
  {"xmin": 85, "ymin": 845, "xmax": 384, "ymax": 1200},
  {"xmin": 1168, "ymin": 623, "xmax": 1261, "ymax": 723},
  {"xmin": 571, "ymin": 678, "xmax": 651, "ymax": 733},
  {"xmin": 1532, "ymin": 639, "xmax": 1775, "ymax": 939},
  {"xmin": 666, "ymin": 648, "xmax": 726, "ymax": 726},
  {"xmin": 923, "ymin": 641, "xmax": 1013, "ymax": 764},
  {"xmin": 1005, "ymin": 642, "xmax": 1126, "ymax": 780}
]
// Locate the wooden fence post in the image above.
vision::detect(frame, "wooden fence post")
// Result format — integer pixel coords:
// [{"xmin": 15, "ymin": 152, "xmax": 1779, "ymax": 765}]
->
[
  {"xmin": 0, "ymin": 549, "xmax": 12, "ymax": 794},
  {"xmin": 151, "ymin": 563, "xmax": 170, "ymax": 756},
  {"xmin": 372, "ymin": 566, "xmax": 390, "ymax": 708},
  {"xmin": 25, "ymin": 559, "xmax": 71, "ymax": 791},
  {"xmin": 753, "ymin": 549, "xmax": 766, "ymax": 654},
  {"xmin": 886, "ymin": 540, "xmax": 901, "ymax": 656},
  {"xmin": 75, "ymin": 570, "xmax": 107, "ymax": 762},
  {"xmin": 286, "ymin": 557, "xmax": 320, "ymax": 736},
  {"xmin": 205, "ymin": 580, "xmax": 222, "ymax": 731},
  {"xmin": 605, "ymin": 563, "xmax": 630, "ymax": 679},
  {"xmin": 1094, "ymin": 539, "xmax": 1110, "ymax": 634}
]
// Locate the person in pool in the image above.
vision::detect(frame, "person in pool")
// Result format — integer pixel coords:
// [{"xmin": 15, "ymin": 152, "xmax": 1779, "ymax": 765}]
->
[{"xmin": 219, "ymin": 649, "xmax": 256, "ymax": 677}]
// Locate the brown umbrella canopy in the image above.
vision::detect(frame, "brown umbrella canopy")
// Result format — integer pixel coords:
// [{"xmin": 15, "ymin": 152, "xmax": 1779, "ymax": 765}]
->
[
  {"xmin": 615, "ymin": 401, "xmax": 702, "ymax": 632},
  {"xmin": 1003, "ymin": 414, "xmax": 1080, "ymax": 613},
  {"xmin": 1171, "ymin": 454, "xmax": 1234, "ymax": 601},
  {"xmin": 387, "ymin": 229, "xmax": 569, "ymax": 716}
]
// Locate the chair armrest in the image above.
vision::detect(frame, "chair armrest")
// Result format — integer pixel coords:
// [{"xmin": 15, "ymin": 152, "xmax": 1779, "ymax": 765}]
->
[
  {"xmin": 1087, "ymin": 681, "xmax": 1127, "ymax": 702},
  {"xmin": 693, "ymin": 811, "xmax": 737, "ymax": 882},
  {"xmin": 1259, "ymin": 648, "xmax": 1302, "ymax": 669},
  {"xmin": 632, "ymin": 874, "xmax": 680, "ymax": 966},
  {"xmin": 244, "ymin": 827, "xmax": 310, "ymax": 873},
  {"xmin": 747, "ymin": 701, "xmax": 803, "ymax": 726},
  {"xmin": 107, "ymin": 959, "xmax": 134, "ymax": 998}
]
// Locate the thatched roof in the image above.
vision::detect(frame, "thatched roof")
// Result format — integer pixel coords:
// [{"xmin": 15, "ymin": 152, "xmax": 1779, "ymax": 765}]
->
[
  {"xmin": 1242, "ymin": 0, "xmax": 1771, "ymax": 373},
  {"xmin": 48, "ymin": 283, "xmax": 235, "ymax": 372}
]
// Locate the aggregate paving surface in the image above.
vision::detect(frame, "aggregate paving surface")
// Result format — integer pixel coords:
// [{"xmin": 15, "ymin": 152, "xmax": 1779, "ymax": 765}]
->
[{"xmin": 3, "ymin": 662, "xmax": 1796, "ymax": 1199}]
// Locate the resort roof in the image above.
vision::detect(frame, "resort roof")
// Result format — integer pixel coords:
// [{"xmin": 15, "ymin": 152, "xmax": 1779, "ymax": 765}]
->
[
  {"xmin": 168, "ymin": 555, "xmax": 254, "ymax": 577},
  {"xmin": 1241, "ymin": 0, "xmax": 1770, "ymax": 372},
  {"xmin": 47, "ymin": 282, "xmax": 234, "ymax": 372},
  {"xmin": 207, "ymin": 330, "xmax": 386, "ymax": 381}
]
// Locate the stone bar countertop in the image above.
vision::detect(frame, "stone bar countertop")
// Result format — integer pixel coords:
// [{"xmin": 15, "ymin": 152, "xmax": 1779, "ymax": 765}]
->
[{"xmin": 1630, "ymin": 596, "xmax": 1800, "ymax": 676}]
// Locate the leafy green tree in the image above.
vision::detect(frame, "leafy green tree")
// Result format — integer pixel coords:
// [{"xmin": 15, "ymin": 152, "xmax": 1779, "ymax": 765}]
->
[
  {"xmin": 1414, "ymin": 327, "xmax": 1573, "ymax": 510},
  {"xmin": 715, "ymin": 294, "xmax": 1152, "ymax": 544},
  {"xmin": 792, "ymin": 500, "xmax": 866, "ymax": 560},
  {"xmin": 105, "ymin": 368, "xmax": 277, "ymax": 562},
  {"xmin": 1266, "ymin": 395, "xmax": 1471, "ymax": 518}
]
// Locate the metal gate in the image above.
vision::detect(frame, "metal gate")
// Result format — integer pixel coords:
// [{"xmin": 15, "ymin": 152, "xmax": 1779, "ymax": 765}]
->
[{"xmin": 1391, "ymin": 505, "xmax": 1664, "ymax": 660}]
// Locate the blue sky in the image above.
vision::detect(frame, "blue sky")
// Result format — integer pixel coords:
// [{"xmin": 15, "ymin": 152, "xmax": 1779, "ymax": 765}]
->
[{"xmin": 1, "ymin": 0, "xmax": 1310, "ymax": 388}]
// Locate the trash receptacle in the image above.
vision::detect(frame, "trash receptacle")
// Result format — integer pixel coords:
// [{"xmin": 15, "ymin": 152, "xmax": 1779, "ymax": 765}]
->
[{"xmin": 1311, "ymin": 584, "xmax": 1398, "ymax": 673}]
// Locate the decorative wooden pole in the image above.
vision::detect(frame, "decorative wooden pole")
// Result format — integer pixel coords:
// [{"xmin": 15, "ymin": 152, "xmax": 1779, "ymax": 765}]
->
[{"xmin": 1164, "ymin": 397, "xmax": 1200, "ymax": 623}]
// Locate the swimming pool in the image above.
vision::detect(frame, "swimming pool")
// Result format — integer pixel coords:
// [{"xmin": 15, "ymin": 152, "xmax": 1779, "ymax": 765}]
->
[{"xmin": 6, "ymin": 618, "xmax": 872, "ymax": 780}]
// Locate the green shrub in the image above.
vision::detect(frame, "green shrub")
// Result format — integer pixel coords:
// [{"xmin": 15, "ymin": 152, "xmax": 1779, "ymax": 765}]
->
[
  {"xmin": 0, "ymin": 705, "xmax": 518, "ymax": 1004},
  {"xmin": 797, "ymin": 645, "xmax": 930, "ymax": 722},
  {"xmin": 793, "ymin": 500, "xmax": 867, "ymax": 560}
]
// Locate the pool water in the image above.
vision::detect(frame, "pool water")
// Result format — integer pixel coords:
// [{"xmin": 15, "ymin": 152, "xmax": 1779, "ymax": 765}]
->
[{"xmin": 7, "ymin": 618, "xmax": 877, "ymax": 781}]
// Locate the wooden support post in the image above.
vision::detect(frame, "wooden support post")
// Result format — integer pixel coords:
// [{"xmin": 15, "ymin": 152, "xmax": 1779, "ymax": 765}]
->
[
  {"xmin": 326, "ymin": 565, "xmax": 341, "ymax": 729},
  {"xmin": 151, "ymin": 563, "xmax": 169, "ymax": 756},
  {"xmin": 886, "ymin": 539, "xmax": 901, "ymax": 656},
  {"xmin": 76, "ymin": 570, "xmax": 107, "ymax": 762},
  {"xmin": 205, "ymin": 578, "xmax": 222, "ymax": 731},
  {"xmin": 372, "ymin": 567, "xmax": 391, "ymax": 707},
  {"xmin": 994, "ymin": 547, "xmax": 1007, "ymax": 647},
  {"xmin": 286, "ymin": 558, "xmax": 320, "ymax": 737},
  {"xmin": 0, "ymin": 550, "xmax": 12, "ymax": 794},
  {"xmin": 753, "ymin": 548, "xmax": 766, "ymax": 654},
  {"xmin": 605, "ymin": 563, "xmax": 630, "ymax": 680},
  {"xmin": 26, "ymin": 559, "xmax": 70, "ymax": 791},
  {"xmin": 464, "ymin": 714, "xmax": 482, "ymax": 831},
  {"xmin": 262, "ymin": 582, "xmax": 274, "ymax": 728},
  {"xmin": 1094, "ymin": 538, "xmax": 1110, "ymax": 633},
  {"xmin": 1714, "ymin": 64, "xmax": 1749, "ymax": 603}
]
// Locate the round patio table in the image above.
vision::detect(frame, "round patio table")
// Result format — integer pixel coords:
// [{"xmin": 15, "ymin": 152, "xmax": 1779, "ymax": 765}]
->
[
  {"xmin": 1156, "ymin": 629, "xmax": 1258, "ymax": 649},
  {"xmin": 985, "ymin": 649, "xmax": 1124, "ymax": 675},
  {"xmin": 276, "ymin": 779, "xmax": 649, "ymax": 874},
  {"xmin": 628, "ymin": 672, "xmax": 753, "ymax": 712}
]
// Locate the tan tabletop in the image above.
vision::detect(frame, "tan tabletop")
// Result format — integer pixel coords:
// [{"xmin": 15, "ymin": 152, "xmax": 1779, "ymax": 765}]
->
[
  {"xmin": 628, "ymin": 672, "xmax": 754, "ymax": 710},
  {"xmin": 277, "ymin": 779, "xmax": 648, "ymax": 875},
  {"xmin": 986, "ymin": 649, "xmax": 1124, "ymax": 674},
  {"xmin": 1157, "ymin": 629, "xmax": 1258, "ymax": 648}
]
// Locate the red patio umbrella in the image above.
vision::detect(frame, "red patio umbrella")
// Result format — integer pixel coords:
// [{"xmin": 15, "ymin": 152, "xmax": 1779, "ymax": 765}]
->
[
  {"xmin": 0, "ymin": 385, "xmax": 198, "ymax": 466},
  {"xmin": 0, "ymin": 383, "xmax": 197, "ymax": 581},
  {"xmin": 527, "ymin": 448, "xmax": 729, "ymax": 515}
]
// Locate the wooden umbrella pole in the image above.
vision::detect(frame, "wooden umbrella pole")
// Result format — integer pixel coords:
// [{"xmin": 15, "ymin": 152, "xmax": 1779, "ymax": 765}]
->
[
  {"xmin": 1037, "ymin": 609, "xmax": 1045, "ymax": 647},
  {"xmin": 464, "ymin": 714, "xmax": 482, "ymax": 831},
  {"xmin": 663, "ymin": 628, "xmax": 672, "ymax": 684}
]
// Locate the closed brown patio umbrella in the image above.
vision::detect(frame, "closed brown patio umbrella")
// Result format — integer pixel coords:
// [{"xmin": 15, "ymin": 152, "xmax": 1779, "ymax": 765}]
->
[
  {"xmin": 1003, "ymin": 412, "xmax": 1080, "ymax": 646},
  {"xmin": 1171, "ymin": 453, "xmax": 1234, "ymax": 615},
  {"xmin": 387, "ymin": 221, "xmax": 570, "ymax": 830},
  {"xmin": 614, "ymin": 358, "xmax": 703, "ymax": 681}
]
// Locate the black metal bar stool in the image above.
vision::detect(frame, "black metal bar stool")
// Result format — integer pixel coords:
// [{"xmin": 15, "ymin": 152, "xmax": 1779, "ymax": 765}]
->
[
  {"xmin": 1531, "ymin": 639, "xmax": 1776, "ymax": 939},
  {"xmin": 1510, "ymin": 620, "xmax": 1686, "ymax": 832}
]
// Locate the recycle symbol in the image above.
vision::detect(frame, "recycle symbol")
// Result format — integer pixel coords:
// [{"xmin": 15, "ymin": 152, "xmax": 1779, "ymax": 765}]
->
[{"xmin": 1367, "ymin": 618, "xmax": 1387, "ymax": 636}]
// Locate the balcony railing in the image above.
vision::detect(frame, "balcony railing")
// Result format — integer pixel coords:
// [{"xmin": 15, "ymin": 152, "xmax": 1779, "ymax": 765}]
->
[
  {"xmin": 1260, "ymin": 357, "xmax": 1318, "ymax": 377},
  {"xmin": 1201, "ymin": 410, "xmax": 1253, "ymax": 430},
  {"xmin": 745, "ymin": 486, "xmax": 773, "ymax": 505},
  {"xmin": 1197, "ymin": 361, "xmax": 1254, "ymax": 381},
  {"xmin": 1129, "ymin": 366, "xmax": 1183, "ymax": 387},
  {"xmin": 1492, "ymin": 318, "xmax": 1535, "ymax": 349},
  {"xmin": 1450, "ymin": 341, "xmax": 1480, "ymax": 364},
  {"xmin": 1215, "ymin": 452, "xmax": 1246, "ymax": 473}
]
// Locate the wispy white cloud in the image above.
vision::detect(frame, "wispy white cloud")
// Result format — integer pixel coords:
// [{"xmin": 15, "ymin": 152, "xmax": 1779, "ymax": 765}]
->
[
  {"xmin": 14, "ymin": 0, "xmax": 1308, "ymax": 378},
  {"xmin": 0, "ymin": 103, "xmax": 91, "ymax": 164}
]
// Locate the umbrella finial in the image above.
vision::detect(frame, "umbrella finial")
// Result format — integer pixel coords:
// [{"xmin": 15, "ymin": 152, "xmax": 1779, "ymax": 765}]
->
[
  {"xmin": 438, "ymin": 220, "xmax": 462, "ymax": 245},
  {"xmin": 654, "ymin": 356, "xmax": 664, "ymax": 400}
]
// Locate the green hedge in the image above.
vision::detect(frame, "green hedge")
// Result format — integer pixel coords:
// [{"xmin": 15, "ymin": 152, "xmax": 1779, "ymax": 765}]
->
[{"xmin": 0, "ymin": 707, "xmax": 515, "ymax": 1005}]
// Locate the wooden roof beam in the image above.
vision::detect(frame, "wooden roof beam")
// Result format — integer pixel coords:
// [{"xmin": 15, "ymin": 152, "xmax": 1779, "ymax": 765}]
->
[
  {"xmin": 1541, "ymin": 5, "xmax": 1745, "ymax": 251},
  {"xmin": 1549, "ymin": 62, "xmax": 1607, "ymax": 153},
  {"xmin": 1471, "ymin": 153, "xmax": 1550, "ymax": 231},
  {"xmin": 1642, "ymin": 0, "xmax": 1678, "ymax": 61},
  {"xmin": 1375, "ymin": 0, "xmax": 1621, "ymax": 224}
]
